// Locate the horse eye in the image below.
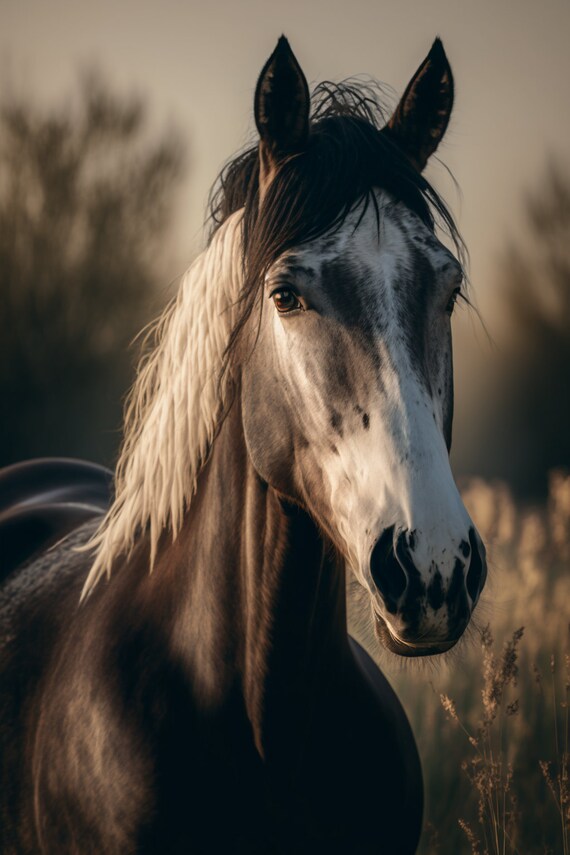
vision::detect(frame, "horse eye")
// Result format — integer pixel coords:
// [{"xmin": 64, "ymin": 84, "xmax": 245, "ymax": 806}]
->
[
  {"xmin": 272, "ymin": 289, "xmax": 301, "ymax": 313},
  {"xmin": 446, "ymin": 287, "xmax": 461, "ymax": 315}
]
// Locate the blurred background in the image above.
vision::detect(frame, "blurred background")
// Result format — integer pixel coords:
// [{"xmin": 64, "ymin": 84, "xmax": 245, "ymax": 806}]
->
[
  {"xmin": 2, "ymin": 0, "xmax": 569, "ymax": 499},
  {"xmin": 2, "ymin": 1, "xmax": 570, "ymax": 851}
]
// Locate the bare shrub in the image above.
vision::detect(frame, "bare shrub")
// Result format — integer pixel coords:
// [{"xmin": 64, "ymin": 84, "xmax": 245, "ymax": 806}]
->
[{"xmin": 0, "ymin": 72, "xmax": 185, "ymax": 467}]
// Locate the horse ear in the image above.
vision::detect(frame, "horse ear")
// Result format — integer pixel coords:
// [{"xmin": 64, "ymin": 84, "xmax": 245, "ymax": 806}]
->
[
  {"xmin": 254, "ymin": 36, "xmax": 310, "ymax": 193},
  {"xmin": 385, "ymin": 38, "xmax": 454, "ymax": 172}
]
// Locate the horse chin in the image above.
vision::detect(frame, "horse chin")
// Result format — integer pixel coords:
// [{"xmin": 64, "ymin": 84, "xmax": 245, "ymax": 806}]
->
[{"xmin": 373, "ymin": 612, "xmax": 460, "ymax": 658}]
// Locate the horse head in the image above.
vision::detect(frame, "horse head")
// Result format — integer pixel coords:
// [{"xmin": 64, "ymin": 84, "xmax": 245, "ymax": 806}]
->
[{"xmin": 240, "ymin": 37, "xmax": 487, "ymax": 657}]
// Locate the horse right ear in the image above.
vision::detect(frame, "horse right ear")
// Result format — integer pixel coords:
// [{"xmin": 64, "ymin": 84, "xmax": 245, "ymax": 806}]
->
[
  {"xmin": 254, "ymin": 36, "xmax": 310, "ymax": 196},
  {"xmin": 384, "ymin": 38, "xmax": 454, "ymax": 172}
]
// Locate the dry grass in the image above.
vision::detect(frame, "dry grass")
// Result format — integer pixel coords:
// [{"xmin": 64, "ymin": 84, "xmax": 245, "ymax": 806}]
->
[{"xmin": 348, "ymin": 470, "xmax": 570, "ymax": 854}]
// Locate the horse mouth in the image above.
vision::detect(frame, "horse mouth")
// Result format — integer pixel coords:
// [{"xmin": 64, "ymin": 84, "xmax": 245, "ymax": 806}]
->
[{"xmin": 373, "ymin": 612, "xmax": 459, "ymax": 658}]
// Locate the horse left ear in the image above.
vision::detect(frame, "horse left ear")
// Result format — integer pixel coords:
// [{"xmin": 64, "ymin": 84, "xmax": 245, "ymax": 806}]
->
[
  {"xmin": 254, "ymin": 36, "xmax": 310, "ymax": 194},
  {"xmin": 384, "ymin": 38, "xmax": 454, "ymax": 172}
]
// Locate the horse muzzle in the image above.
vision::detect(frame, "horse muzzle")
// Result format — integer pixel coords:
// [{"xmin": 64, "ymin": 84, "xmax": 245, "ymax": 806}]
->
[{"xmin": 368, "ymin": 524, "xmax": 487, "ymax": 657}]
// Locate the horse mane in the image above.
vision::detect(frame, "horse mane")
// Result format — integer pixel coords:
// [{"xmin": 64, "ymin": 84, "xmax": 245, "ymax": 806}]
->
[
  {"xmin": 81, "ymin": 213, "xmax": 244, "ymax": 596},
  {"xmin": 82, "ymin": 78, "xmax": 465, "ymax": 596}
]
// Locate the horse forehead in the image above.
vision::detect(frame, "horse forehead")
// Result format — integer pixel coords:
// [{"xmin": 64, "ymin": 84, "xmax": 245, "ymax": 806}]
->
[
  {"xmin": 272, "ymin": 203, "xmax": 457, "ymax": 392},
  {"xmin": 380, "ymin": 203, "xmax": 460, "ymax": 276},
  {"xmin": 277, "ymin": 201, "xmax": 457, "ymax": 293}
]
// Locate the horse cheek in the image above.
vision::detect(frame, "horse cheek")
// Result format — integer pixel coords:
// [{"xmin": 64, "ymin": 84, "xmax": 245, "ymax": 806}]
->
[{"xmin": 241, "ymin": 359, "xmax": 299, "ymax": 500}]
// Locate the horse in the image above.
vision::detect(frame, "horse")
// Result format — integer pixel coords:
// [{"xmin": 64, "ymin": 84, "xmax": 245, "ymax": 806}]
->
[{"xmin": 0, "ymin": 36, "xmax": 487, "ymax": 854}]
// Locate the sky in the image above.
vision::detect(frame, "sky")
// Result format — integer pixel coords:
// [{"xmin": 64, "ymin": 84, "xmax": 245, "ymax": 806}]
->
[
  {"xmin": 4, "ymin": 0, "xmax": 569, "ymax": 283},
  {"xmin": 2, "ymin": 0, "xmax": 570, "ymax": 474}
]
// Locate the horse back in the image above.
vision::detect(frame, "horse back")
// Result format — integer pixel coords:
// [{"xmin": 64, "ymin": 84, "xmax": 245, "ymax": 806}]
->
[{"xmin": 0, "ymin": 458, "xmax": 112, "ymax": 583}]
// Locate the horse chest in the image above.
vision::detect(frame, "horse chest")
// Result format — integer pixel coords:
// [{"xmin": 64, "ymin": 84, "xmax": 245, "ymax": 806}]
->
[{"xmin": 137, "ymin": 678, "xmax": 421, "ymax": 855}]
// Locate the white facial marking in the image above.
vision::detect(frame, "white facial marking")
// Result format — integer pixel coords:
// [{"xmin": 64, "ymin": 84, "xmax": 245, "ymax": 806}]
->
[{"xmin": 266, "ymin": 192, "xmax": 477, "ymax": 643}]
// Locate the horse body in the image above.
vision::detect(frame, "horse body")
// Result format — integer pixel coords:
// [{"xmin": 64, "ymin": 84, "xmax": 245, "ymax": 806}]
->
[
  {"xmin": 1, "ymin": 398, "xmax": 421, "ymax": 853},
  {"xmin": 1, "ymin": 36, "xmax": 486, "ymax": 853}
]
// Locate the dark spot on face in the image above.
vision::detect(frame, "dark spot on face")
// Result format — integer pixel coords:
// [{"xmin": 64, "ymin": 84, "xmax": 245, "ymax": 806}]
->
[
  {"xmin": 354, "ymin": 404, "xmax": 364, "ymax": 415},
  {"xmin": 466, "ymin": 528, "xmax": 486, "ymax": 602},
  {"xmin": 283, "ymin": 263, "xmax": 316, "ymax": 279},
  {"xmin": 411, "ymin": 233, "xmax": 431, "ymax": 247},
  {"xmin": 452, "ymin": 557, "xmax": 465, "ymax": 576},
  {"xmin": 320, "ymin": 235, "xmax": 340, "ymax": 252},
  {"xmin": 459, "ymin": 539, "xmax": 470, "ymax": 559},
  {"xmin": 329, "ymin": 443, "xmax": 339, "ymax": 456},
  {"xmin": 320, "ymin": 328, "xmax": 356, "ymax": 405},
  {"xmin": 427, "ymin": 569, "xmax": 445, "ymax": 610},
  {"xmin": 446, "ymin": 558, "xmax": 469, "ymax": 638},
  {"xmin": 362, "ymin": 412, "xmax": 370, "ymax": 430},
  {"xmin": 330, "ymin": 409, "xmax": 343, "ymax": 436},
  {"xmin": 320, "ymin": 258, "xmax": 381, "ymax": 341},
  {"xmin": 394, "ymin": 240, "xmax": 436, "ymax": 382}
]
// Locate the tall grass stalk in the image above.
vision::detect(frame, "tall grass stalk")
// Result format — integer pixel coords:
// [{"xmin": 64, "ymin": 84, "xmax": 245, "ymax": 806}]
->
[
  {"xmin": 347, "ymin": 469, "xmax": 570, "ymax": 853},
  {"xmin": 539, "ymin": 647, "xmax": 570, "ymax": 855},
  {"xmin": 441, "ymin": 626, "xmax": 523, "ymax": 855}
]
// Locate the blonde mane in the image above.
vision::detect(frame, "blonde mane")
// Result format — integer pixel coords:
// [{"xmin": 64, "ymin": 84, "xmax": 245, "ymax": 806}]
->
[{"xmin": 81, "ymin": 211, "xmax": 244, "ymax": 598}]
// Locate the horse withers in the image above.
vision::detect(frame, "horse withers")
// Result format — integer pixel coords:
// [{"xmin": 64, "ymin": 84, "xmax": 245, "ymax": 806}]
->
[{"xmin": 0, "ymin": 37, "xmax": 486, "ymax": 854}]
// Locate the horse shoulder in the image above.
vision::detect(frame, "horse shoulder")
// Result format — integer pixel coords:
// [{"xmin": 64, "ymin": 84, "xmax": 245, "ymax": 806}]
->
[{"xmin": 0, "ymin": 534, "xmax": 157, "ymax": 853}]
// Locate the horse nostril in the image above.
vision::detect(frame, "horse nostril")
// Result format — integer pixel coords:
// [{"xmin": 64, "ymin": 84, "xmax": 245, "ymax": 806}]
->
[
  {"xmin": 370, "ymin": 526, "xmax": 407, "ymax": 608},
  {"xmin": 466, "ymin": 527, "xmax": 486, "ymax": 603}
]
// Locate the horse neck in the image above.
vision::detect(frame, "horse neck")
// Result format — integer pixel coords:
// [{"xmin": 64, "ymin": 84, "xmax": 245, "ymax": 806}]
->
[{"xmin": 148, "ymin": 392, "xmax": 349, "ymax": 757}]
